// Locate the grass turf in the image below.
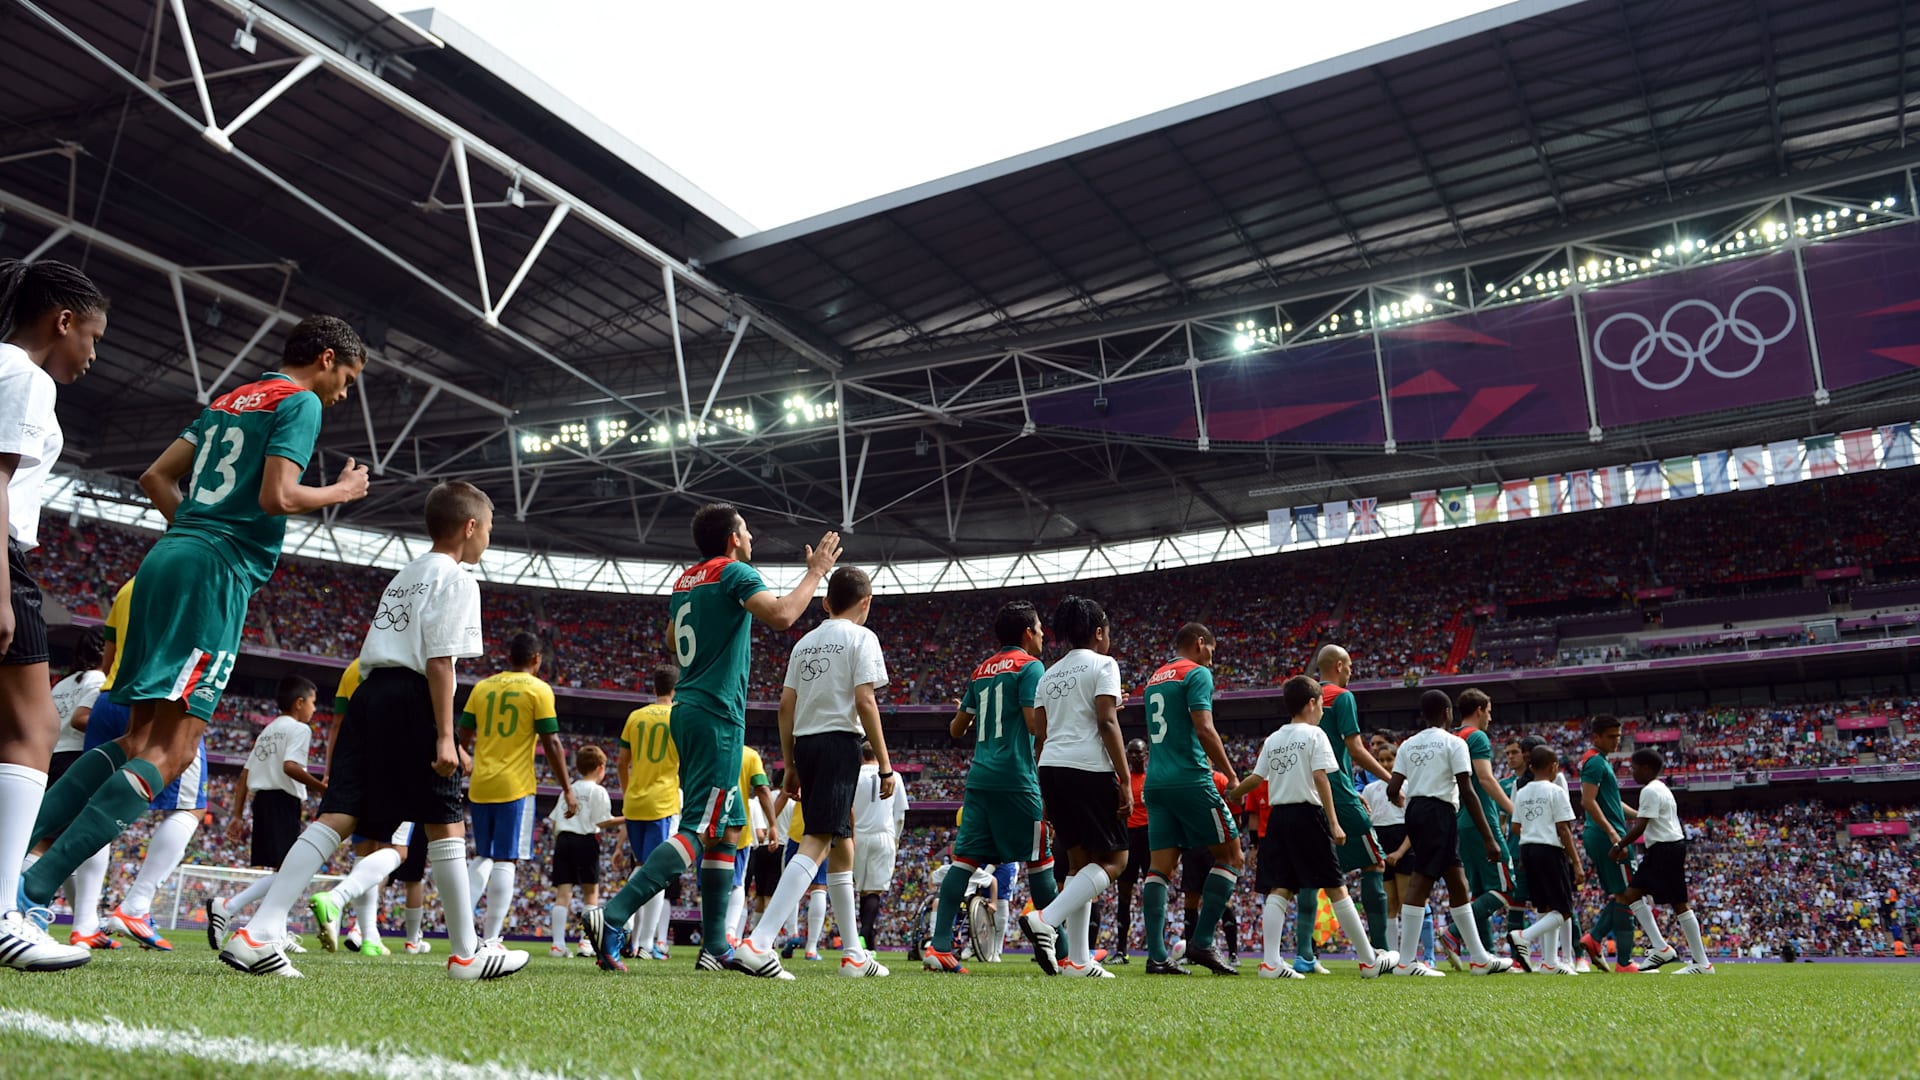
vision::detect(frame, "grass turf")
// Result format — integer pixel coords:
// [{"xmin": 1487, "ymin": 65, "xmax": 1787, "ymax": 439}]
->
[{"xmin": 1, "ymin": 946, "xmax": 1916, "ymax": 1078}]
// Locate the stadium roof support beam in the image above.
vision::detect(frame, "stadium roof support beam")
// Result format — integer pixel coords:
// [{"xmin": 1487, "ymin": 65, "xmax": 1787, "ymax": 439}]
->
[
  {"xmin": 1492, "ymin": 33, "xmax": 1568, "ymax": 223},
  {"xmin": 1616, "ymin": 0, "xmax": 1675, "ymax": 202}
]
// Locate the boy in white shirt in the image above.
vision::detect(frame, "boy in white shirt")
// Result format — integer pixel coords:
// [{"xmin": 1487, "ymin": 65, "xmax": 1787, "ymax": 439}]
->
[
  {"xmin": 1505, "ymin": 745, "xmax": 1584, "ymax": 974},
  {"xmin": 548, "ymin": 745, "xmax": 622, "ymax": 957},
  {"xmin": 740, "ymin": 566, "xmax": 894, "ymax": 978},
  {"xmin": 851, "ymin": 738, "xmax": 909, "ymax": 951},
  {"xmin": 1230, "ymin": 676, "xmax": 1397, "ymax": 980},
  {"xmin": 1384, "ymin": 690, "xmax": 1513, "ymax": 976},
  {"xmin": 210, "ymin": 676, "xmax": 328, "ymax": 947},
  {"xmin": 1615, "ymin": 749, "xmax": 1712, "ymax": 974}
]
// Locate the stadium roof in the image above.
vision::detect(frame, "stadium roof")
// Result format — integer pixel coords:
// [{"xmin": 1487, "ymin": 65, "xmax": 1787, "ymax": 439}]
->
[{"xmin": 10, "ymin": 0, "xmax": 1920, "ymax": 571}]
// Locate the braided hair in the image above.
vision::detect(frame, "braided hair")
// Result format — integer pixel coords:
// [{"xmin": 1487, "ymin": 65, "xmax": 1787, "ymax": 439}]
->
[
  {"xmin": 66, "ymin": 628, "xmax": 106, "ymax": 677},
  {"xmin": 0, "ymin": 259, "xmax": 108, "ymax": 341},
  {"xmin": 1050, "ymin": 595, "xmax": 1108, "ymax": 651}
]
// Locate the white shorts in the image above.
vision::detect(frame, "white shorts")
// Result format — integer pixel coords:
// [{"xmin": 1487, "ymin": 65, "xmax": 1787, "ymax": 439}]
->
[{"xmin": 853, "ymin": 834, "xmax": 898, "ymax": 893}]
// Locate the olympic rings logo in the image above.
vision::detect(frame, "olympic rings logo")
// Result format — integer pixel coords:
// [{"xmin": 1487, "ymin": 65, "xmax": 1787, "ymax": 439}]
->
[{"xmin": 1592, "ymin": 286, "xmax": 1798, "ymax": 392}]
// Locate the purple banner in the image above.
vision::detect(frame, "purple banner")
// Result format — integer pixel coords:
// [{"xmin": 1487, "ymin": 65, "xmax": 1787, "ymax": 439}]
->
[
  {"xmin": 1026, "ymin": 369, "xmax": 1193, "ymax": 438},
  {"xmin": 1197, "ymin": 337, "xmax": 1384, "ymax": 444},
  {"xmin": 1836, "ymin": 715, "xmax": 1890, "ymax": 731},
  {"xmin": 1849, "ymin": 821, "xmax": 1909, "ymax": 837},
  {"xmin": 1380, "ymin": 298, "xmax": 1588, "ymax": 440},
  {"xmin": 1802, "ymin": 222, "xmax": 1920, "ymax": 392},
  {"xmin": 1584, "ymin": 252, "xmax": 1814, "ymax": 426}
]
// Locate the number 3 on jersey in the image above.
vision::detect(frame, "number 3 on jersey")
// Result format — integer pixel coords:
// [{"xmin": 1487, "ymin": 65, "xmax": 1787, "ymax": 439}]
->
[
  {"xmin": 672, "ymin": 606, "xmax": 697, "ymax": 667},
  {"xmin": 1148, "ymin": 695, "xmax": 1168, "ymax": 743},
  {"xmin": 190, "ymin": 428, "xmax": 246, "ymax": 505}
]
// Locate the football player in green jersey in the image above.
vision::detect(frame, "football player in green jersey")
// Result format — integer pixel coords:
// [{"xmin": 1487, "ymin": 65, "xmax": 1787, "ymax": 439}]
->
[
  {"xmin": 1438, "ymin": 688, "xmax": 1518, "ymax": 967},
  {"xmin": 21, "ymin": 317, "xmax": 368, "ymax": 915},
  {"xmin": 922, "ymin": 600, "xmax": 1056, "ymax": 973},
  {"xmin": 1293, "ymin": 644, "xmax": 1395, "ymax": 972},
  {"xmin": 1140, "ymin": 623, "xmax": 1242, "ymax": 975},
  {"xmin": 1579, "ymin": 714, "xmax": 1637, "ymax": 972},
  {"xmin": 585, "ymin": 503, "xmax": 839, "ymax": 979}
]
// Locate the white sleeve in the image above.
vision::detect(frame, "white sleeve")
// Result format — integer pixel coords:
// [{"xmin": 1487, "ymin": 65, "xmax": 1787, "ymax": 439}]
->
[
  {"xmin": 0, "ymin": 365, "xmax": 52, "ymax": 465},
  {"xmin": 893, "ymin": 778, "xmax": 909, "ymax": 831},
  {"xmin": 1448, "ymin": 736, "xmax": 1471, "ymax": 776},
  {"xmin": 858, "ymin": 629, "xmax": 889, "ymax": 689},
  {"xmin": 1096, "ymin": 657, "xmax": 1122, "ymax": 700},
  {"xmin": 782, "ymin": 644, "xmax": 803, "ymax": 691},
  {"xmin": 1554, "ymin": 786, "xmax": 1576, "ymax": 824},
  {"xmin": 285, "ymin": 726, "xmax": 311, "ymax": 766},
  {"xmin": 421, "ymin": 570, "xmax": 484, "ymax": 661},
  {"xmin": 1312, "ymin": 728, "xmax": 1338, "ymax": 773}
]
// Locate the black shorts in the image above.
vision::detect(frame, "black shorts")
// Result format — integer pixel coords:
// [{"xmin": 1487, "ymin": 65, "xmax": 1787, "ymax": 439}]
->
[
  {"xmin": 1254, "ymin": 803, "xmax": 1344, "ymax": 893},
  {"xmin": 1403, "ymin": 797, "xmax": 1462, "ymax": 880},
  {"xmin": 750, "ymin": 844, "xmax": 782, "ymax": 896},
  {"xmin": 318, "ymin": 667, "xmax": 464, "ymax": 840},
  {"xmin": 1632, "ymin": 840, "xmax": 1689, "ymax": 906},
  {"xmin": 1118, "ymin": 825, "xmax": 1150, "ymax": 885},
  {"xmin": 1182, "ymin": 843, "xmax": 1217, "ymax": 896},
  {"xmin": 551, "ymin": 831, "xmax": 600, "ymax": 886},
  {"xmin": 1520, "ymin": 842, "xmax": 1575, "ymax": 916},
  {"xmin": 3, "ymin": 540, "xmax": 48, "ymax": 666},
  {"xmin": 1039, "ymin": 766, "xmax": 1128, "ymax": 856},
  {"xmin": 393, "ymin": 825, "xmax": 428, "ymax": 883},
  {"xmin": 249, "ymin": 789, "xmax": 303, "ymax": 869},
  {"xmin": 1376, "ymin": 823, "xmax": 1410, "ymax": 877},
  {"xmin": 48, "ymin": 749, "xmax": 83, "ymax": 785},
  {"xmin": 792, "ymin": 731, "xmax": 862, "ymax": 840}
]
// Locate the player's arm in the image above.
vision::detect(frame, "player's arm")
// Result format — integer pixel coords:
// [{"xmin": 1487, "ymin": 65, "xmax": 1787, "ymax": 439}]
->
[
  {"xmin": 855, "ymin": 683, "xmax": 895, "ymax": 798},
  {"xmin": 70, "ymin": 703, "xmax": 91, "ymax": 732},
  {"xmin": 282, "ymin": 758, "xmax": 326, "ymax": 795},
  {"xmin": 1096, "ymin": 693, "xmax": 1131, "ymax": 821},
  {"xmin": 1472, "ymin": 756, "xmax": 1513, "ymax": 818},
  {"xmin": 754, "ymin": 784, "xmax": 779, "ymax": 845},
  {"xmin": 1191, "ymin": 708, "xmax": 1237, "ymax": 789},
  {"xmin": 949, "ymin": 708, "xmax": 974, "ymax": 739},
  {"xmin": 1457, "ymin": 771, "xmax": 1500, "ymax": 860},
  {"xmin": 777, "ymin": 687, "xmax": 799, "ymax": 798},
  {"xmin": 322, "ymin": 709, "xmax": 345, "ymax": 777},
  {"xmin": 741, "ymin": 532, "xmax": 841, "ymax": 630},
  {"xmin": 136, "ymin": 438, "xmax": 196, "ymax": 524},
  {"xmin": 257, "ymin": 455, "xmax": 369, "ymax": 517},
  {"xmin": 1029, "ymin": 705, "xmax": 1047, "ymax": 760},
  {"xmin": 1614, "ymin": 811, "xmax": 1649, "ymax": 860},
  {"xmin": 1346, "ymin": 733, "xmax": 1392, "ymax": 784},
  {"xmin": 541, "ymin": 731, "xmax": 578, "ymax": 817},
  {"xmin": 615, "ymin": 737, "xmax": 633, "ymax": 794},
  {"xmin": 225, "ymin": 767, "xmax": 251, "ymax": 841},
  {"xmin": 426, "ymin": 656, "xmax": 459, "ymax": 776},
  {"xmin": 1226, "ymin": 770, "xmax": 1264, "ymax": 801},
  {"xmin": 1386, "ymin": 769, "xmax": 1406, "ymax": 805},
  {"xmin": 1558, "ymin": 819, "xmax": 1585, "ymax": 887},
  {"xmin": 1579, "ymin": 776, "xmax": 1620, "ymax": 843},
  {"xmin": 1315, "ymin": 770, "xmax": 1344, "ymax": 844}
]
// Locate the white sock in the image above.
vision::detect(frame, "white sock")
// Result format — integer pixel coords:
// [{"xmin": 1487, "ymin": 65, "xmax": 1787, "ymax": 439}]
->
[
  {"xmin": 992, "ymin": 900, "xmax": 1009, "ymax": 958},
  {"xmin": 1522, "ymin": 911, "xmax": 1566, "ymax": 948},
  {"xmin": 1677, "ymin": 910, "xmax": 1708, "ymax": 965},
  {"xmin": 333, "ymin": 847, "xmax": 403, "ymax": 904},
  {"xmin": 404, "ymin": 905, "xmax": 424, "ymax": 943},
  {"xmin": 805, "ymin": 890, "xmax": 827, "ymax": 952},
  {"xmin": 728, "ymin": 885, "xmax": 746, "ymax": 941},
  {"xmin": 1558, "ymin": 920, "xmax": 1575, "ymax": 966},
  {"xmin": 1263, "ymin": 893, "xmax": 1287, "ymax": 969},
  {"xmin": 467, "ymin": 857, "xmax": 493, "ymax": 912},
  {"xmin": 354, "ymin": 887, "xmax": 382, "ymax": 944},
  {"xmin": 1450, "ymin": 904, "xmax": 1493, "ymax": 965},
  {"xmin": 430, "ymin": 837, "xmax": 478, "ymax": 958},
  {"xmin": 0, "ymin": 764, "xmax": 46, "ymax": 917},
  {"xmin": 1332, "ymin": 896, "xmax": 1377, "ymax": 965},
  {"xmin": 748, "ymin": 853, "xmax": 818, "ymax": 951},
  {"xmin": 245, "ymin": 821, "xmax": 342, "ymax": 941},
  {"xmin": 226, "ymin": 872, "xmax": 274, "ymax": 915},
  {"xmin": 827, "ymin": 871, "xmax": 861, "ymax": 958},
  {"xmin": 1631, "ymin": 898, "xmax": 1672, "ymax": 953},
  {"xmin": 551, "ymin": 903, "xmax": 567, "ymax": 948},
  {"xmin": 121, "ymin": 810, "xmax": 199, "ymax": 918},
  {"xmin": 641, "ymin": 893, "xmax": 668, "ymax": 948},
  {"xmin": 1397, "ymin": 905, "xmax": 1425, "ymax": 969},
  {"xmin": 1040, "ymin": 864, "xmax": 1111, "ymax": 927},
  {"xmin": 1068, "ymin": 899, "xmax": 1093, "ymax": 965},
  {"xmin": 482, "ymin": 861, "xmax": 514, "ymax": 941},
  {"xmin": 67, "ymin": 844, "xmax": 111, "ymax": 936}
]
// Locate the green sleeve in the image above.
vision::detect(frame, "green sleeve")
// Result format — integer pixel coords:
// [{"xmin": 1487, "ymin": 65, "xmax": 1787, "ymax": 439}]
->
[
  {"xmin": 958, "ymin": 677, "xmax": 980, "ymax": 716},
  {"xmin": 750, "ymin": 770, "xmax": 769, "ymax": 789},
  {"xmin": 178, "ymin": 410, "xmax": 209, "ymax": 447},
  {"xmin": 1581, "ymin": 754, "xmax": 1609, "ymax": 785},
  {"xmin": 1186, "ymin": 667, "xmax": 1215, "ymax": 713},
  {"xmin": 723, "ymin": 560, "xmax": 769, "ymax": 606},
  {"xmin": 458, "ymin": 711, "xmax": 477, "ymax": 730},
  {"xmin": 535, "ymin": 716, "xmax": 560, "ymax": 734},
  {"xmin": 1016, "ymin": 660, "xmax": 1044, "ymax": 707},
  {"xmin": 332, "ymin": 696, "xmax": 349, "ymax": 716},
  {"xmin": 534, "ymin": 686, "xmax": 558, "ymax": 724},
  {"xmin": 264, "ymin": 390, "xmax": 321, "ymax": 468},
  {"xmin": 1331, "ymin": 691, "xmax": 1360, "ymax": 742},
  {"xmin": 1467, "ymin": 729, "xmax": 1492, "ymax": 761}
]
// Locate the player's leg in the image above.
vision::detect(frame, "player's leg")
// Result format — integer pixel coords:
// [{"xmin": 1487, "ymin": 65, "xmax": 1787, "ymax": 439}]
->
[
  {"xmin": 551, "ymin": 882, "xmax": 574, "ymax": 956},
  {"xmin": 926, "ymin": 796, "xmax": 992, "ymax": 968},
  {"xmin": 749, "ymin": 832, "xmax": 829, "ymax": 952},
  {"xmin": 403, "ymin": 879, "xmax": 429, "ymax": 952},
  {"xmin": 1673, "ymin": 900, "xmax": 1712, "ymax": 972},
  {"xmin": 315, "ymin": 837, "xmax": 404, "ymax": 951},
  {"xmin": 109, "ymin": 808, "xmax": 198, "ymax": 950},
  {"xmin": 1189, "ymin": 805, "xmax": 1245, "ymax": 961},
  {"xmin": 1115, "ymin": 824, "xmax": 1146, "ymax": 961},
  {"xmin": 1335, "ymin": 799, "xmax": 1389, "ymax": 951},
  {"xmin": 1142, "ymin": 849, "xmax": 1179, "ymax": 967},
  {"xmin": 1395, "ymin": 872, "xmax": 1438, "ymax": 974},
  {"xmin": 482, "ymin": 797, "xmax": 534, "ymax": 943},
  {"xmin": 1440, "ymin": 863, "xmax": 1507, "ymax": 972}
]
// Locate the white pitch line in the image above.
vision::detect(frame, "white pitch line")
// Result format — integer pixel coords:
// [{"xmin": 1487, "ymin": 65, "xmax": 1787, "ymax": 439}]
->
[{"xmin": 0, "ymin": 1007, "xmax": 601, "ymax": 1080}]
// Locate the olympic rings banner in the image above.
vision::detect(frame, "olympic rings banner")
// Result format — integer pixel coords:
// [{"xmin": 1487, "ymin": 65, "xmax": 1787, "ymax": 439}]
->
[{"xmin": 1582, "ymin": 251, "xmax": 1815, "ymax": 427}]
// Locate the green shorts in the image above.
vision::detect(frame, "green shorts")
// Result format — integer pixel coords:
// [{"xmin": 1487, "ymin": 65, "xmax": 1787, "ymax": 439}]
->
[
  {"xmin": 669, "ymin": 704, "xmax": 745, "ymax": 841},
  {"xmin": 1458, "ymin": 818, "xmax": 1516, "ymax": 899},
  {"xmin": 1144, "ymin": 783, "xmax": 1239, "ymax": 851},
  {"xmin": 109, "ymin": 537, "xmax": 248, "ymax": 721},
  {"xmin": 1583, "ymin": 827, "xmax": 1632, "ymax": 896},
  {"xmin": 1506, "ymin": 831, "xmax": 1532, "ymax": 903},
  {"xmin": 954, "ymin": 786, "xmax": 1047, "ymax": 866},
  {"xmin": 1332, "ymin": 797, "xmax": 1384, "ymax": 872}
]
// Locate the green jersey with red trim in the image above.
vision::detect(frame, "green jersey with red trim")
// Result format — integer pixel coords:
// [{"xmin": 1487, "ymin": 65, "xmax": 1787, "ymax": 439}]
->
[
  {"xmin": 173, "ymin": 373, "xmax": 322, "ymax": 589},
  {"xmin": 1143, "ymin": 659, "xmax": 1215, "ymax": 789},
  {"xmin": 667, "ymin": 557, "xmax": 768, "ymax": 722}
]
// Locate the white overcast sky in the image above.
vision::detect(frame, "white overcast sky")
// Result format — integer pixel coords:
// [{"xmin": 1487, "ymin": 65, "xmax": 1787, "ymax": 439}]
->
[{"xmin": 382, "ymin": 0, "xmax": 1516, "ymax": 232}]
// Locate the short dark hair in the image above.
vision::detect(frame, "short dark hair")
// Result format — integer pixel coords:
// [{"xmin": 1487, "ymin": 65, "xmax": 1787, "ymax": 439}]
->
[
  {"xmin": 826, "ymin": 566, "xmax": 872, "ymax": 614},
  {"xmin": 994, "ymin": 601, "xmax": 1041, "ymax": 648},
  {"xmin": 860, "ymin": 740, "xmax": 876, "ymax": 762},
  {"xmin": 1630, "ymin": 748, "xmax": 1665, "ymax": 775},
  {"xmin": 277, "ymin": 674, "xmax": 317, "ymax": 714},
  {"xmin": 67, "ymin": 628, "xmax": 106, "ymax": 676},
  {"xmin": 1456, "ymin": 688, "xmax": 1492, "ymax": 720},
  {"xmin": 1528, "ymin": 745, "xmax": 1559, "ymax": 772},
  {"xmin": 575, "ymin": 745, "xmax": 606, "ymax": 774},
  {"xmin": 1282, "ymin": 674, "xmax": 1320, "ymax": 718},
  {"xmin": 508, "ymin": 631, "xmax": 543, "ymax": 667},
  {"xmin": 1420, "ymin": 689, "xmax": 1453, "ymax": 726},
  {"xmin": 0, "ymin": 259, "xmax": 108, "ymax": 340},
  {"xmin": 424, "ymin": 480, "xmax": 492, "ymax": 541},
  {"xmin": 651, "ymin": 664, "xmax": 678, "ymax": 698},
  {"xmin": 1051, "ymin": 595, "xmax": 1108, "ymax": 650},
  {"xmin": 1590, "ymin": 714, "xmax": 1623, "ymax": 736},
  {"xmin": 282, "ymin": 314, "xmax": 365, "ymax": 368},
  {"xmin": 1174, "ymin": 622, "xmax": 1214, "ymax": 650},
  {"xmin": 690, "ymin": 503, "xmax": 742, "ymax": 559}
]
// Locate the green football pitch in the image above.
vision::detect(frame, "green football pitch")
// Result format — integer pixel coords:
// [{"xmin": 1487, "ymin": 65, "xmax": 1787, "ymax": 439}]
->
[{"xmin": 1, "ymin": 947, "xmax": 1915, "ymax": 1078}]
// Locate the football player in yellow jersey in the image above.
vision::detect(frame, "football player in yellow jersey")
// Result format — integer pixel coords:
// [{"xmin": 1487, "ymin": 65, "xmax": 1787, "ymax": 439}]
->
[
  {"xmin": 454, "ymin": 632, "xmax": 573, "ymax": 947},
  {"xmin": 725, "ymin": 744, "xmax": 779, "ymax": 943},
  {"xmin": 615, "ymin": 665, "xmax": 680, "ymax": 965}
]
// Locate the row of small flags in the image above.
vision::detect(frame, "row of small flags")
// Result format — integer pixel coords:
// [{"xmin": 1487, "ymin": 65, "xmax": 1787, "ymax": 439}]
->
[{"xmin": 1270, "ymin": 423, "xmax": 1915, "ymax": 547}]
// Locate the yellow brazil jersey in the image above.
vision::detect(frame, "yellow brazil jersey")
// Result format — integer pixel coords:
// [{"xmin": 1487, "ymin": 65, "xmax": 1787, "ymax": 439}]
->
[
  {"xmin": 739, "ymin": 746, "xmax": 768, "ymax": 834},
  {"xmin": 333, "ymin": 657, "xmax": 362, "ymax": 716},
  {"xmin": 100, "ymin": 577, "xmax": 135, "ymax": 691},
  {"xmin": 460, "ymin": 670, "xmax": 560, "ymax": 804},
  {"xmin": 788, "ymin": 801, "xmax": 806, "ymax": 843},
  {"xmin": 620, "ymin": 702, "xmax": 680, "ymax": 821}
]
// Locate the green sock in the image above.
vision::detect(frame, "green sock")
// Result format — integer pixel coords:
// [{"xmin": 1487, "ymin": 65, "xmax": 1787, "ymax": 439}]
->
[
  {"xmin": 605, "ymin": 832, "xmax": 692, "ymax": 926},
  {"xmin": 1588, "ymin": 903, "xmax": 1612, "ymax": 940},
  {"xmin": 698, "ymin": 845, "xmax": 738, "ymax": 954},
  {"xmin": 1142, "ymin": 872, "xmax": 1170, "ymax": 962},
  {"xmin": 1359, "ymin": 871, "xmax": 1388, "ymax": 950},
  {"xmin": 1472, "ymin": 892, "xmax": 1505, "ymax": 948},
  {"xmin": 30, "ymin": 742, "xmax": 126, "ymax": 846},
  {"xmin": 1026, "ymin": 861, "xmax": 1059, "ymax": 912},
  {"xmin": 931, "ymin": 862, "xmax": 972, "ymax": 952},
  {"xmin": 1610, "ymin": 901, "xmax": 1635, "ymax": 964},
  {"xmin": 25, "ymin": 757, "xmax": 159, "ymax": 906},
  {"xmin": 1192, "ymin": 865, "xmax": 1236, "ymax": 949},
  {"xmin": 1295, "ymin": 890, "xmax": 1317, "ymax": 961}
]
